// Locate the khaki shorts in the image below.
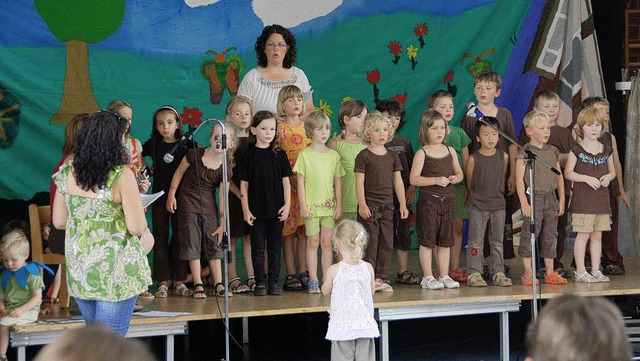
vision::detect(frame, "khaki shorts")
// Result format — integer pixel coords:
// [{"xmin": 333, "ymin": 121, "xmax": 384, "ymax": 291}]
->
[
  {"xmin": 572, "ymin": 213, "xmax": 611, "ymax": 233},
  {"xmin": 304, "ymin": 215, "xmax": 335, "ymax": 236}
]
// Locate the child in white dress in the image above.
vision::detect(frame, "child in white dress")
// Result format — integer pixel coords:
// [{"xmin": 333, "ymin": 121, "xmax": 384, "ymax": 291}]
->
[{"xmin": 322, "ymin": 220, "xmax": 379, "ymax": 361}]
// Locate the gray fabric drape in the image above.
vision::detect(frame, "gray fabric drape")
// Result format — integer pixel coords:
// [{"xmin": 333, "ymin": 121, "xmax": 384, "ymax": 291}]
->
[{"xmin": 624, "ymin": 75, "xmax": 640, "ymax": 252}]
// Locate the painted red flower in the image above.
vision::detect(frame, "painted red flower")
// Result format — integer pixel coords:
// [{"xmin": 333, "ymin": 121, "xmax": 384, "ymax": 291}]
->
[
  {"xmin": 181, "ymin": 107, "xmax": 203, "ymax": 128},
  {"xmin": 444, "ymin": 71, "xmax": 454, "ymax": 84},
  {"xmin": 366, "ymin": 69, "xmax": 380, "ymax": 85},
  {"xmin": 388, "ymin": 41, "xmax": 402, "ymax": 56},
  {"xmin": 392, "ymin": 92, "xmax": 408, "ymax": 106},
  {"xmin": 414, "ymin": 22, "xmax": 428, "ymax": 37}
]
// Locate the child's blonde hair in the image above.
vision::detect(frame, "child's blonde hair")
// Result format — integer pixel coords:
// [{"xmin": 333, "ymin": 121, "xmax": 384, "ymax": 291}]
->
[
  {"xmin": 575, "ymin": 106, "xmax": 605, "ymax": 139},
  {"xmin": 533, "ymin": 90, "xmax": 560, "ymax": 108},
  {"xmin": 474, "ymin": 70, "xmax": 502, "ymax": 90},
  {"xmin": 0, "ymin": 230, "xmax": 29, "ymax": 256},
  {"xmin": 225, "ymin": 95, "xmax": 252, "ymax": 119},
  {"xmin": 580, "ymin": 96, "xmax": 609, "ymax": 110},
  {"xmin": 523, "ymin": 110, "xmax": 550, "ymax": 129},
  {"xmin": 304, "ymin": 110, "xmax": 331, "ymax": 139},
  {"xmin": 209, "ymin": 121, "xmax": 238, "ymax": 167},
  {"xmin": 332, "ymin": 219, "xmax": 368, "ymax": 262},
  {"xmin": 361, "ymin": 111, "xmax": 394, "ymax": 145},
  {"xmin": 338, "ymin": 99, "xmax": 368, "ymax": 131},
  {"xmin": 526, "ymin": 294, "xmax": 631, "ymax": 361},
  {"xmin": 107, "ymin": 99, "xmax": 131, "ymax": 114},
  {"xmin": 276, "ymin": 85, "xmax": 305, "ymax": 119},
  {"xmin": 427, "ymin": 90, "xmax": 454, "ymax": 109},
  {"xmin": 417, "ymin": 109, "xmax": 446, "ymax": 146}
]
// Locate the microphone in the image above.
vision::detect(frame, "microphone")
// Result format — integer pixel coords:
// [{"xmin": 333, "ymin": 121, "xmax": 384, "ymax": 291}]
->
[
  {"xmin": 466, "ymin": 102, "xmax": 484, "ymax": 120},
  {"xmin": 163, "ymin": 129, "xmax": 194, "ymax": 163}
]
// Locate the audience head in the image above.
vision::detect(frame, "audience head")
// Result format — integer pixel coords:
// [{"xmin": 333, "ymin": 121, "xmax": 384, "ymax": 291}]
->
[
  {"xmin": 255, "ymin": 24, "xmax": 297, "ymax": 68},
  {"xmin": 34, "ymin": 324, "xmax": 157, "ymax": 361},
  {"xmin": 332, "ymin": 219, "xmax": 368, "ymax": 262},
  {"xmin": 0, "ymin": 230, "xmax": 30, "ymax": 268},
  {"xmin": 62, "ymin": 113, "xmax": 89, "ymax": 155},
  {"xmin": 525, "ymin": 294, "xmax": 631, "ymax": 361}
]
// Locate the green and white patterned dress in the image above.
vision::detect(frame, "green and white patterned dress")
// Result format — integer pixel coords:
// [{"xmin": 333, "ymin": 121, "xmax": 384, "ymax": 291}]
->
[{"xmin": 53, "ymin": 161, "xmax": 152, "ymax": 302}]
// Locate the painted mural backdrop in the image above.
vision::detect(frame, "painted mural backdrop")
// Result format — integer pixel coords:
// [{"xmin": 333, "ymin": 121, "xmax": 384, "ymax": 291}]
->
[{"xmin": 2, "ymin": 0, "xmax": 592, "ymax": 200}]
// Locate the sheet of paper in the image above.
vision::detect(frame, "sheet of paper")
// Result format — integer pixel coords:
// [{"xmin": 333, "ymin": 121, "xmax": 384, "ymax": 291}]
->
[
  {"xmin": 140, "ymin": 190, "xmax": 165, "ymax": 208},
  {"xmin": 134, "ymin": 311, "xmax": 194, "ymax": 317}
]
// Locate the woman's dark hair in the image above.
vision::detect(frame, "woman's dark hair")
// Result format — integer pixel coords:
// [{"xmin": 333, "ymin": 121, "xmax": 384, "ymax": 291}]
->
[
  {"xmin": 250, "ymin": 110, "xmax": 280, "ymax": 153},
  {"xmin": 73, "ymin": 110, "xmax": 130, "ymax": 191},
  {"xmin": 255, "ymin": 24, "xmax": 297, "ymax": 68}
]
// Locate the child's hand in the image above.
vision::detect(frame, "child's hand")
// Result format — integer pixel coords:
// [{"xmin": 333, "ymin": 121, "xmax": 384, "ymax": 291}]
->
[
  {"xmin": 212, "ymin": 226, "xmax": 223, "ymax": 244},
  {"xmin": 521, "ymin": 203, "xmax": 531, "ymax": 218},
  {"xmin": 436, "ymin": 177, "xmax": 450, "ymax": 187},
  {"xmin": 507, "ymin": 174, "xmax": 516, "ymax": 195},
  {"xmin": 448, "ymin": 175, "xmax": 458, "ymax": 184},
  {"xmin": 558, "ymin": 199, "xmax": 565, "ymax": 217},
  {"xmin": 277, "ymin": 205, "xmax": 289, "ymax": 221},
  {"xmin": 300, "ymin": 205, "xmax": 311, "ymax": 219},
  {"xmin": 619, "ymin": 190, "xmax": 631, "ymax": 207},
  {"xmin": 333, "ymin": 206, "xmax": 342, "ymax": 220},
  {"xmin": 166, "ymin": 196, "xmax": 177, "ymax": 214},
  {"xmin": 243, "ymin": 210, "xmax": 256, "ymax": 226},
  {"xmin": 399, "ymin": 205, "xmax": 409, "ymax": 219},
  {"xmin": 0, "ymin": 309, "xmax": 6, "ymax": 317},
  {"xmin": 599, "ymin": 175, "xmax": 611, "ymax": 188},
  {"xmin": 358, "ymin": 204, "xmax": 371, "ymax": 220},
  {"xmin": 8, "ymin": 307, "xmax": 24, "ymax": 318},
  {"xmin": 405, "ymin": 185, "xmax": 416, "ymax": 205},
  {"xmin": 138, "ymin": 179, "xmax": 151, "ymax": 194},
  {"xmin": 585, "ymin": 176, "xmax": 601, "ymax": 190}
]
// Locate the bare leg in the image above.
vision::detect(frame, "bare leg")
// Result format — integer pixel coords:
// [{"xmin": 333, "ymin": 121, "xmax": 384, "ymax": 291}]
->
[
  {"xmin": 189, "ymin": 260, "xmax": 202, "ymax": 285},
  {"xmin": 306, "ymin": 234, "xmax": 320, "ymax": 282},
  {"xmin": 0, "ymin": 326, "xmax": 9, "ymax": 359},
  {"xmin": 50, "ymin": 267, "xmax": 61, "ymax": 299},
  {"xmin": 590, "ymin": 231, "xmax": 603, "ymax": 272},
  {"xmin": 437, "ymin": 246, "xmax": 451, "ymax": 277},
  {"xmin": 242, "ymin": 234, "xmax": 254, "ymax": 278},
  {"xmin": 228, "ymin": 238, "xmax": 239, "ymax": 279},
  {"xmin": 396, "ymin": 249, "xmax": 409, "ymax": 273},
  {"xmin": 296, "ymin": 228, "xmax": 308, "ymax": 274},
  {"xmin": 544, "ymin": 258, "xmax": 554, "ymax": 277},
  {"xmin": 283, "ymin": 234, "xmax": 296, "ymax": 276},
  {"xmin": 450, "ymin": 219, "xmax": 464, "ymax": 270},
  {"xmin": 573, "ymin": 232, "xmax": 590, "ymax": 274},
  {"xmin": 522, "ymin": 257, "xmax": 533, "ymax": 275},
  {"xmin": 419, "ymin": 245, "xmax": 434, "ymax": 277},
  {"xmin": 319, "ymin": 227, "xmax": 333, "ymax": 280}
]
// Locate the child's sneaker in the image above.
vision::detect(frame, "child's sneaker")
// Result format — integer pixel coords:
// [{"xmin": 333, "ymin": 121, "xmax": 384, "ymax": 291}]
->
[
  {"xmin": 439, "ymin": 275, "xmax": 460, "ymax": 289},
  {"xmin": 466, "ymin": 272, "xmax": 487, "ymax": 287},
  {"xmin": 493, "ymin": 272, "xmax": 512, "ymax": 287},
  {"xmin": 520, "ymin": 273, "xmax": 539, "ymax": 286},
  {"xmin": 543, "ymin": 271, "xmax": 567, "ymax": 285},
  {"xmin": 591, "ymin": 271, "xmax": 610, "ymax": 283},
  {"xmin": 420, "ymin": 276, "xmax": 444, "ymax": 290},
  {"xmin": 450, "ymin": 268, "xmax": 468, "ymax": 283},
  {"xmin": 307, "ymin": 280, "xmax": 321, "ymax": 294}
]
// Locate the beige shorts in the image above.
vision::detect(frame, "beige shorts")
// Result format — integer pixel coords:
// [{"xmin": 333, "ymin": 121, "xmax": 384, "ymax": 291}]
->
[{"xmin": 571, "ymin": 213, "xmax": 611, "ymax": 233}]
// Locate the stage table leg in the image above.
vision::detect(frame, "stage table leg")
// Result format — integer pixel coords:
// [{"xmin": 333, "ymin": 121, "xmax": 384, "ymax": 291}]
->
[
  {"xmin": 243, "ymin": 316, "xmax": 249, "ymax": 344},
  {"xmin": 500, "ymin": 311, "xmax": 510, "ymax": 361},
  {"xmin": 166, "ymin": 334, "xmax": 175, "ymax": 361},
  {"xmin": 380, "ymin": 320, "xmax": 389, "ymax": 361},
  {"xmin": 17, "ymin": 346, "xmax": 25, "ymax": 361}
]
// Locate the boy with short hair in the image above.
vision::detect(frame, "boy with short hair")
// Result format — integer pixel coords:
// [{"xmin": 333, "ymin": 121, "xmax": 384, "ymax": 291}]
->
[
  {"xmin": 515, "ymin": 111, "xmax": 567, "ymax": 285},
  {"xmin": 461, "ymin": 70, "xmax": 518, "ymax": 261},
  {"xmin": 376, "ymin": 99, "xmax": 419, "ymax": 285},
  {"xmin": 465, "ymin": 117, "xmax": 511, "ymax": 287},
  {"xmin": 579, "ymin": 96, "xmax": 627, "ymax": 275}
]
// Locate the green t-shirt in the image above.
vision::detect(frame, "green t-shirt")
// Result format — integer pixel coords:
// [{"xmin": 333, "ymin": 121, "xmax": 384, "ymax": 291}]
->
[
  {"xmin": 292, "ymin": 147, "xmax": 345, "ymax": 217},
  {"xmin": 0, "ymin": 271, "xmax": 44, "ymax": 310}
]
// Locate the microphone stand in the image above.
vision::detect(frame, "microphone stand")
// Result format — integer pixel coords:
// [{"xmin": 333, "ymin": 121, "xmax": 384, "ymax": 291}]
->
[
  {"xmin": 193, "ymin": 118, "xmax": 232, "ymax": 361},
  {"xmin": 473, "ymin": 113, "xmax": 560, "ymax": 321}
]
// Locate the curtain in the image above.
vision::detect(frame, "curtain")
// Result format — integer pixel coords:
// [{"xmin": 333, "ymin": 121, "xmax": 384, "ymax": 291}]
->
[{"xmin": 624, "ymin": 75, "xmax": 640, "ymax": 252}]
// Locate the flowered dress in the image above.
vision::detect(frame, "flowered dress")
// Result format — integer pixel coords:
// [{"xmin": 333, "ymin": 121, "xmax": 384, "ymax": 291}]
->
[
  {"xmin": 52, "ymin": 161, "xmax": 152, "ymax": 301},
  {"xmin": 279, "ymin": 120, "xmax": 311, "ymax": 236}
]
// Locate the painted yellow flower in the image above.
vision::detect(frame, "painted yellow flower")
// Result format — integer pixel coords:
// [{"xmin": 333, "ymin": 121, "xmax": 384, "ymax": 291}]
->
[
  {"xmin": 315, "ymin": 99, "xmax": 333, "ymax": 117},
  {"xmin": 341, "ymin": 96, "xmax": 352, "ymax": 104},
  {"xmin": 407, "ymin": 44, "xmax": 418, "ymax": 59}
]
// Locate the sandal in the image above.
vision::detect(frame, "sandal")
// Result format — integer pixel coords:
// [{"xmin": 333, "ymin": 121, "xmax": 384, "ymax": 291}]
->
[
  {"xmin": 543, "ymin": 271, "xmax": 567, "ymax": 285},
  {"xmin": 493, "ymin": 272, "xmax": 513, "ymax": 287},
  {"xmin": 299, "ymin": 271, "xmax": 310, "ymax": 289},
  {"xmin": 467, "ymin": 272, "xmax": 488, "ymax": 287},
  {"xmin": 193, "ymin": 284, "xmax": 207, "ymax": 299},
  {"xmin": 396, "ymin": 271, "xmax": 419, "ymax": 285},
  {"xmin": 155, "ymin": 284, "xmax": 169, "ymax": 298},
  {"xmin": 284, "ymin": 274, "xmax": 303, "ymax": 290},
  {"xmin": 591, "ymin": 271, "xmax": 610, "ymax": 282},
  {"xmin": 420, "ymin": 276, "xmax": 444, "ymax": 290},
  {"xmin": 133, "ymin": 303, "xmax": 143, "ymax": 312},
  {"xmin": 438, "ymin": 275, "xmax": 460, "ymax": 289},
  {"xmin": 520, "ymin": 273, "xmax": 539, "ymax": 286},
  {"xmin": 228, "ymin": 277, "xmax": 250, "ymax": 294},
  {"xmin": 43, "ymin": 296, "xmax": 60, "ymax": 304},
  {"xmin": 374, "ymin": 278, "xmax": 393, "ymax": 292},
  {"xmin": 307, "ymin": 280, "xmax": 321, "ymax": 294},
  {"xmin": 175, "ymin": 283, "xmax": 194, "ymax": 297},
  {"xmin": 214, "ymin": 283, "xmax": 232, "ymax": 298},
  {"xmin": 246, "ymin": 276, "xmax": 256, "ymax": 292},
  {"xmin": 138, "ymin": 291, "xmax": 154, "ymax": 299},
  {"xmin": 574, "ymin": 271, "xmax": 598, "ymax": 283},
  {"xmin": 603, "ymin": 264, "xmax": 625, "ymax": 275}
]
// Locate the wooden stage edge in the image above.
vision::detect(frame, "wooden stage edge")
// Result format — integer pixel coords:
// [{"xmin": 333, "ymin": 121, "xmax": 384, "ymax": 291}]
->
[{"xmin": 10, "ymin": 256, "xmax": 640, "ymax": 361}]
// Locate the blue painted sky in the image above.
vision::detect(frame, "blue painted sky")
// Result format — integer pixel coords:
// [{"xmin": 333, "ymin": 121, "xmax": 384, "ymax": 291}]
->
[{"xmin": 1, "ymin": 0, "xmax": 496, "ymax": 53}]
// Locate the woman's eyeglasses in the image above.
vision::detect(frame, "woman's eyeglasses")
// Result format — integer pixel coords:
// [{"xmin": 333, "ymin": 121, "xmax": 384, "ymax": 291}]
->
[{"xmin": 265, "ymin": 43, "xmax": 288, "ymax": 49}]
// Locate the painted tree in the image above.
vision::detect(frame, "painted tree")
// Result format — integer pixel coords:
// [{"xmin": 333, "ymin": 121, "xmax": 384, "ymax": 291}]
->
[{"xmin": 35, "ymin": 0, "xmax": 125, "ymax": 124}]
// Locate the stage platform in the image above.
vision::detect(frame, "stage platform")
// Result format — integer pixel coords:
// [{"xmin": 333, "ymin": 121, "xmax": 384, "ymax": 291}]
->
[{"xmin": 11, "ymin": 255, "xmax": 640, "ymax": 361}]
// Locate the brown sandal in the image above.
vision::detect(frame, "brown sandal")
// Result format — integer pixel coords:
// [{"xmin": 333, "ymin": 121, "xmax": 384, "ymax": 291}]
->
[{"xmin": 193, "ymin": 284, "xmax": 207, "ymax": 299}]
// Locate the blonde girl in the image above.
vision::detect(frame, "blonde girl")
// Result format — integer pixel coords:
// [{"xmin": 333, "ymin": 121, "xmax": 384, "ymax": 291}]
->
[
  {"xmin": 108, "ymin": 100, "xmax": 146, "ymax": 174},
  {"xmin": 293, "ymin": 110, "xmax": 345, "ymax": 293},
  {"xmin": 277, "ymin": 85, "xmax": 311, "ymax": 291},
  {"xmin": 355, "ymin": 111, "xmax": 408, "ymax": 293},
  {"xmin": 166, "ymin": 122, "xmax": 237, "ymax": 298},
  {"xmin": 564, "ymin": 106, "xmax": 615, "ymax": 283},
  {"xmin": 225, "ymin": 96, "xmax": 254, "ymax": 293},
  {"xmin": 409, "ymin": 109, "xmax": 463, "ymax": 290},
  {"xmin": 328, "ymin": 99, "xmax": 368, "ymax": 221},
  {"xmin": 322, "ymin": 220, "xmax": 379, "ymax": 361}
]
